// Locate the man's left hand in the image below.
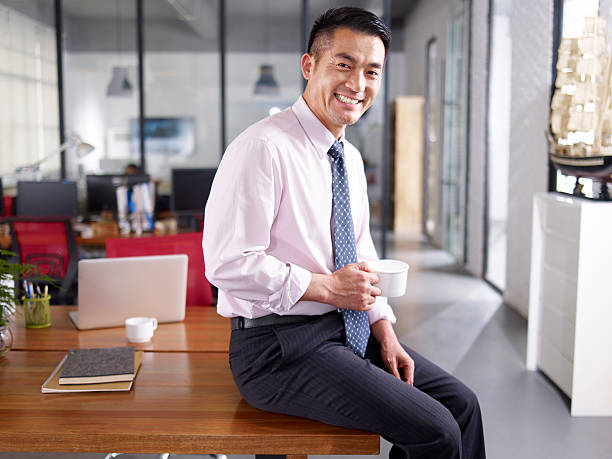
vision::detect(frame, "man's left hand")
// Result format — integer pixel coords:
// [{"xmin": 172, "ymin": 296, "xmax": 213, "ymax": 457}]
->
[{"xmin": 370, "ymin": 319, "xmax": 414, "ymax": 385}]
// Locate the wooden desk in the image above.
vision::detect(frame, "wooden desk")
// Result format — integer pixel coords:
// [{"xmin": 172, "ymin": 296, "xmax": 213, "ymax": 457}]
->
[
  {"xmin": 10, "ymin": 306, "xmax": 230, "ymax": 353},
  {"xmin": 0, "ymin": 351, "xmax": 379, "ymax": 455}
]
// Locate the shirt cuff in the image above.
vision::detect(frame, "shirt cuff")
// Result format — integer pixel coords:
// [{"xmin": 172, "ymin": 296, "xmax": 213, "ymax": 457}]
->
[
  {"xmin": 367, "ymin": 296, "xmax": 397, "ymax": 325},
  {"xmin": 265, "ymin": 263, "xmax": 312, "ymax": 313}
]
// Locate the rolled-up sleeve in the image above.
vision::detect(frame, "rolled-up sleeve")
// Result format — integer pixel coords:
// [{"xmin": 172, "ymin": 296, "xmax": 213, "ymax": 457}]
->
[{"xmin": 203, "ymin": 137, "xmax": 311, "ymax": 313}]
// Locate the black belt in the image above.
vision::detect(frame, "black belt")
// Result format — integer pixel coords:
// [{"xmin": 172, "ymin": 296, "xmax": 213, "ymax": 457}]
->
[{"xmin": 230, "ymin": 310, "xmax": 339, "ymax": 331}]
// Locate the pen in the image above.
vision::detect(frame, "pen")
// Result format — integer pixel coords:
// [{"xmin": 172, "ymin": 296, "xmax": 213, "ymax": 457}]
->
[
  {"xmin": 44, "ymin": 285, "xmax": 48, "ymax": 298},
  {"xmin": 36, "ymin": 285, "xmax": 42, "ymax": 297},
  {"xmin": 23, "ymin": 280, "xmax": 28, "ymax": 299}
]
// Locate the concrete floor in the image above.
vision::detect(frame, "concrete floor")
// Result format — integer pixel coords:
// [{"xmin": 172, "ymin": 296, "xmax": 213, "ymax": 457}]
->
[{"xmin": 3, "ymin": 236, "xmax": 612, "ymax": 459}]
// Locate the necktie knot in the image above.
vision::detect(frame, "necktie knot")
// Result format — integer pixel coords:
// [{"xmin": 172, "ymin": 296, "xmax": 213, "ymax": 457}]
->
[{"xmin": 327, "ymin": 140, "xmax": 344, "ymax": 161}]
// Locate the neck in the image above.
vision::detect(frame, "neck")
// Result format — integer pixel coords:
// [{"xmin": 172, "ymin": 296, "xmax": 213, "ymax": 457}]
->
[{"xmin": 301, "ymin": 92, "xmax": 345, "ymax": 140}]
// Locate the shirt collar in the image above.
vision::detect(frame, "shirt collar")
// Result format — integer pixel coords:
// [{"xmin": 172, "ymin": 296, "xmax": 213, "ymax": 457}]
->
[{"xmin": 292, "ymin": 96, "xmax": 345, "ymax": 160}]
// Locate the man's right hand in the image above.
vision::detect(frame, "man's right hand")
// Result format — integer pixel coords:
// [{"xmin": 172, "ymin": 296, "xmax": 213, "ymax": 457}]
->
[{"xmin": 301, "ymin": 262, "xmax": 381, "ymax": 310}]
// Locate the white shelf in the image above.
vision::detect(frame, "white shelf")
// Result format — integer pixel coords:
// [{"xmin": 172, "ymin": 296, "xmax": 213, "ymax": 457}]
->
[{"xmin": 527, "ymin": 192, "xmax": 612, "ymax": 416}]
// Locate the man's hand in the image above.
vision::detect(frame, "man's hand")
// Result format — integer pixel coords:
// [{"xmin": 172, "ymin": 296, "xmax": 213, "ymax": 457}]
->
[
  {"xmin": 301, "ymin": 261, "xmax": 381, "ymax": 310},
  {"xmin": 371, "ymin": 319, "xmax": 414, "ymax": 385}
]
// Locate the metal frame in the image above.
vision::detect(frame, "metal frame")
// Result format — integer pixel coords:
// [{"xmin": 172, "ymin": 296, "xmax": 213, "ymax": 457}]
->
[
  {"xmin": 481, "ymin": 0, "xmax": 493, "ymax": 283},
  {"xmin": 54, "ymin": 0, "xmax": 66, "ymax": 179},
  {"xmin": 137, "ymin": 0, "xmax": 146, "ymax": 172},
  {"xmin": 423, "ymin": 36, "xmax": 437, "ymax": 239}
]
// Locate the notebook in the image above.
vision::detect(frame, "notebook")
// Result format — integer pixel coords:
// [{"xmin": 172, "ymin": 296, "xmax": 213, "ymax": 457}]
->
[{"xmin": 70, "ymin": 254, "xmax": 187, "ymax": 330}]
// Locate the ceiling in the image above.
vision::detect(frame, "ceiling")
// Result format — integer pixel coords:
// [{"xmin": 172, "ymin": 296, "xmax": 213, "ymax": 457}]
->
[{"xmin": 62, "ymin": 0, "xmax": 417, "ymax": 21}]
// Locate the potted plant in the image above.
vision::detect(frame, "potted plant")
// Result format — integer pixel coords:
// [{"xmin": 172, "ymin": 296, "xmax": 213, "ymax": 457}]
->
[{"xmin": 0, "ymin": 249, "xmax": 35, "ymax": 356}]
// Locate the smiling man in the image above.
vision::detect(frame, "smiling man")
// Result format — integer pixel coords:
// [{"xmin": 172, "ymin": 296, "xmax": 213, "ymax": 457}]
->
[{"xmin": 203, "ymin": 7, "xmax": 485, "ymax": 459}]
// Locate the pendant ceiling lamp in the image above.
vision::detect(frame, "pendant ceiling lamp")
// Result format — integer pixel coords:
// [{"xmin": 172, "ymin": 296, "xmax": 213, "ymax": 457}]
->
[
  {"xmin": 107, "ymin": 66, "xmax": 133, "ymax": 97},
  {"xmin": 253, "ymin": 0, "xmax": 279, "ymax": 96},
  {"xmin": 254, "ymin": 64, "xmax": 280, "ymax": 95},
  {"xmin": 107, "ymin": 0, "xmax": 133, "ymax": 97}
]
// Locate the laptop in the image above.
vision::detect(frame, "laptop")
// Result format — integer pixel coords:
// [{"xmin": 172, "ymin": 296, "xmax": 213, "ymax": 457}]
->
[{"xmin": 70, "ymin": 254, "xmax": 188, "ymax": 330}]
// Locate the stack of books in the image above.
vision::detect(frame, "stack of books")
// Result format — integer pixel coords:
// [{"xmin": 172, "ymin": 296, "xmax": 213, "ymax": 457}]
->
[{"xmin": 41, "ymin": 346, "xmax": 143, "ymax": 393}]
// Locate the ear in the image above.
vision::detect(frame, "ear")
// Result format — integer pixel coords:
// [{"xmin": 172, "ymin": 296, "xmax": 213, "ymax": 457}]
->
[{"xmin": 301, "ymin": 53, "xmax": 313, "ymax": 80}]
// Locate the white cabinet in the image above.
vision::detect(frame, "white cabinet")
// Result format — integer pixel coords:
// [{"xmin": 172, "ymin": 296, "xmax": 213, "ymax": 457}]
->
[{"xmin": 527, "ymin": 192, "xmax": 612, "ymax": 416}]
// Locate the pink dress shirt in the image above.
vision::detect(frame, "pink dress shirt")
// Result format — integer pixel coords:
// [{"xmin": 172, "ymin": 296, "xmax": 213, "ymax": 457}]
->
[{"xmin": 203, "ymin": 96, "xmax": 396, "ymax": 325}]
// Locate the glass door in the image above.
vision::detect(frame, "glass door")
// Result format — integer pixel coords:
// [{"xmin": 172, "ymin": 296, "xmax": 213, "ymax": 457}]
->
[
  {"xmin": 442, "ymin": 0, "xmax": 469, "ymax": 262},
  {"xmin": 485, "ymin": 0, "xmax": 511, "ymax": 289}
]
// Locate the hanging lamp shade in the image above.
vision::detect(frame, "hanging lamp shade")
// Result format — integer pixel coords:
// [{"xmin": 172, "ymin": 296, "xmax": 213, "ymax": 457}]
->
[
  {"xmin": 106, "ymin": 66, "xmax": 133, "ymax": 97},
  {"xmin": 254, "ymin": 64, "xmax": 280, "ymax": 95}
]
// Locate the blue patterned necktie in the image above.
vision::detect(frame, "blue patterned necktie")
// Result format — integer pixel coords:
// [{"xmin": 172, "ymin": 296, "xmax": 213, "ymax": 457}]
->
[{"xmin": 328, "ymin": 140, "xmax": 370, "ymax": 358}]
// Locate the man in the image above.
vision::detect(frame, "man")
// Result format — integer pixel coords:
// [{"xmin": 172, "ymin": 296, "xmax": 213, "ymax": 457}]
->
[{"xmin": 203, "ymin": 7, "xmax": 485, "ymax": 459}]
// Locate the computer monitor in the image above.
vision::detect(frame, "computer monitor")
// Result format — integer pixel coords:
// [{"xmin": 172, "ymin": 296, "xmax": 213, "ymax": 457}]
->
[
  {"xmin": 16, "ymin": 181, "xmax": 78, "ymax": 218},
  {"xmin": 86, "ymin": 174, "xmax": 150, "ymax": 214},
  {"xmin": 171, "ymin": 168, "xmax": 216, "ymax": 215}
]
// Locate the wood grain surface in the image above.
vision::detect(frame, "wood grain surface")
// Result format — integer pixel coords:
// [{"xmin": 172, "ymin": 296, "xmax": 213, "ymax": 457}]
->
[
  {"xmin": 10, "ymin": 306, "xmax": 230, "ymax": 353},
  {"xmin": 0, "ymin": 351, "xmax": 379, "ymax": 455}
]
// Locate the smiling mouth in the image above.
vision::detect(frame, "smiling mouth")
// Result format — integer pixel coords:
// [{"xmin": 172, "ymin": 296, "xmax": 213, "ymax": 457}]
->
[{"xmin": 335, "ymin": 93, "xmax": 361, "ymax": 105}]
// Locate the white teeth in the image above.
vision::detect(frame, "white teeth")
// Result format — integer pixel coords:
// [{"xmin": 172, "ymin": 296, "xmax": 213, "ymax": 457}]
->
[{"xmin": 336, "ymin": 94, "xmax": 359, "ymax": 105}]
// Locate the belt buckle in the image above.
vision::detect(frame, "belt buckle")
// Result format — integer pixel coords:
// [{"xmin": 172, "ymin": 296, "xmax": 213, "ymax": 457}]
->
[{"xmin": 238, "ymin": 316, "xmax": 245, "ymax": 330}]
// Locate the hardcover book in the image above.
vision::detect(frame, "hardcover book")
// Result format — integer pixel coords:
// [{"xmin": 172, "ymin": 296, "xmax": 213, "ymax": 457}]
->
[
  {"xmin": 59, "ymin": 346, "xmax": 135, "ymax": 385},
  {"xmin": 41, "ymin": 349, "xmax": 143, "ymax": 393}
]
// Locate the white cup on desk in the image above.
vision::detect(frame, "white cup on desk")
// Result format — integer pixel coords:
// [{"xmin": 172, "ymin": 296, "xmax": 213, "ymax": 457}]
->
[
  {"xmin": 371, "ymin": 259, "xmax": 410, "ymax": 297},
  {"xmin": 125, "ymin": 317, "xmax": 158, "ymax": 343}
]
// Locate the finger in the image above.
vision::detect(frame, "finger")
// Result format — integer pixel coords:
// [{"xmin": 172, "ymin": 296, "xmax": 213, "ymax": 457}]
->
[
  {"xmin": 405, "ymin": 362, "xmax": 415, "ymax": 385},
  {"xmin": 357, "ymin": 261, "xmax": 374, "ymax": 272},
  {"xmin": 368, "ymin": 272, "xmax": 380, "ymax": 284},
  {"xmin": 388, "ymin": 361, "xmax": 401, "ymax": 380},
  {"xmin": 370, "ymin": 286, "xmax": 382, "ymax": 297}
]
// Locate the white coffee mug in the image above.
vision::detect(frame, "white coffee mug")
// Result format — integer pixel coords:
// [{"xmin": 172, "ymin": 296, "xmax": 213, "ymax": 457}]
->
[
  {"xmin": 125, "ymin": 317, "xmax": 158, "ymax": 343},
  {"xmin": 371, "ymin": 259, "xmax": 410, "ymax": 297}
]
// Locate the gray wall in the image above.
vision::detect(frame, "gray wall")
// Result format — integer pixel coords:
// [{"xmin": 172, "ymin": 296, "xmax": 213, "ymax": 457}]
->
[{"xmin": 504, "ymin": 0, "xmax": 553, "ymax": 317}]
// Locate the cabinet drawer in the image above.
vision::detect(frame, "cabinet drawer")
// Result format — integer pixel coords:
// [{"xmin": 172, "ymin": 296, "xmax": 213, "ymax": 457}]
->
[
  {"xmin": 540, "ymin": 265, "xmax": 577, "ymax": 323},
  {"xmin": 542, "ymin": 197, "xmax": 580, "ymax": 243},
  {"xmin": 542, "ymin": 232, "xmax": 579, "ymax": 280},
  {"xmin": 540, "ymin": 304, "xmax": 575, "ymax": 360},
  {"xmin": 539, "ymin": 334, "xmax": 573, "ymax": 398}
]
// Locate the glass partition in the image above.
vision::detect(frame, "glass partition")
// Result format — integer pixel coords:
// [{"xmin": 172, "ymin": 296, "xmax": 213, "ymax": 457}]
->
[
  {"xmin": 62, "ymin": 0, "xmax": 138, "ymax": 180},
  {"xmin": 143, "ymin": 0, "xmax": 221, "ymax": 186},
  {"xmin": 225, "ymin": 0, "xmax": 303, "ymax": 143},
  {"xmin": 0, "ymin": 0, "xmax": 58, "ymax": 184}
]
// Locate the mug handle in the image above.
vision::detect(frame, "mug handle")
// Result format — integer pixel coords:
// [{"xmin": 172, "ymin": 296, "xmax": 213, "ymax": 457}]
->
[{"xmin": 151, "ymin": 318, "xmax": 158, "ymax": 330}]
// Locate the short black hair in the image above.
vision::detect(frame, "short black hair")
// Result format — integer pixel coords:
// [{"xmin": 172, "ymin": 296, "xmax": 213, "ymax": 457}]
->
[{"xmin": 307, "ymin": 7, "xmax": 391, "ymax": 60}]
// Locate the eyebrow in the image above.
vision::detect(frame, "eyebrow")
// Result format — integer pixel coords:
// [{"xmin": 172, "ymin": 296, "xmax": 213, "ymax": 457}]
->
[{"xmin": 335, "ymin": 52, "xmax": 383, "ymax": 69}]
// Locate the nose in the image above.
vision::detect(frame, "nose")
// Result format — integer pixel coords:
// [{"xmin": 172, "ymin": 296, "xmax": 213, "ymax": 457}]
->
[{"xmin": 346, "ymin": 70, "xmax": 366, "ymax": 94}]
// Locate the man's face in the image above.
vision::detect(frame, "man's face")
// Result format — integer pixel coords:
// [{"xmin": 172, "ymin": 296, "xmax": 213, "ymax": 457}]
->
[{"xmin": 301, "ymin": 27, "xmax": 385, "ymax": 138}]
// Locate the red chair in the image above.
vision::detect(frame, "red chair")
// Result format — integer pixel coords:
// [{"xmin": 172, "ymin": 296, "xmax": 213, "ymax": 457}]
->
[
  {"xmin": 105, "ymin": 232, "xmax": 214, "ymax": 306},
  {"xmin": 2, "ymin": 196, "xmax": 14, "ymax": 217},
  {"xmin": 8, "ymin": 217, "xmax": 79, "ymax": 304}
]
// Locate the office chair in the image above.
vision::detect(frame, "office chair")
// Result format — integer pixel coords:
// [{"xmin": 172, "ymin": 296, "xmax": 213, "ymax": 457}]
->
[
  {"xmin": 2, "ymin": 196, "xmax": 14, "ymax": 217},
  {"xmin": 7, "ymin": 217, "xmax": 79, "ymax": 304},
  {"xmin": 105, "ymin": 232, "xmax": 214, "ymax": 306}
]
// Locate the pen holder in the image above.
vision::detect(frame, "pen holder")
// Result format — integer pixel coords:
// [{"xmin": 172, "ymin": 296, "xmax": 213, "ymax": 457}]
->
[{"xmin": 22, "ymin": 296, "xmax": 51, "ymax": 328}]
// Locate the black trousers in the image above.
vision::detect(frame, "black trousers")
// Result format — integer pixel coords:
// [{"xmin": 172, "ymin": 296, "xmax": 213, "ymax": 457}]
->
[{"xmin": 229, "ymin": 311, "xmax": 486, "ymax": 459}]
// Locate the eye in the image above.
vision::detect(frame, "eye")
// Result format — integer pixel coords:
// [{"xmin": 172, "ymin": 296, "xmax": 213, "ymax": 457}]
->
[
  {"xmin": 337, "ymin": 62, "xmax": 350, "ymax": 69},
  {"xmin": 367, "ymin": 70, "xmax": 380, "ymax": 78}
]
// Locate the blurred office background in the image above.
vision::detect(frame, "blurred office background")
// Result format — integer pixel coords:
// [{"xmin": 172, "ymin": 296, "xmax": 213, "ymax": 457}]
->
[{"xmin": 2, "ymin": 0, "xmax": 612, "ymax": 457}]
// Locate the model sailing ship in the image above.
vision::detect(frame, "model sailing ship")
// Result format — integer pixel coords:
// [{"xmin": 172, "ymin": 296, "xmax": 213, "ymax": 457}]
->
[{"xmin": 549, "ymin": 16, "xmax": 612, "ymax": 199}]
